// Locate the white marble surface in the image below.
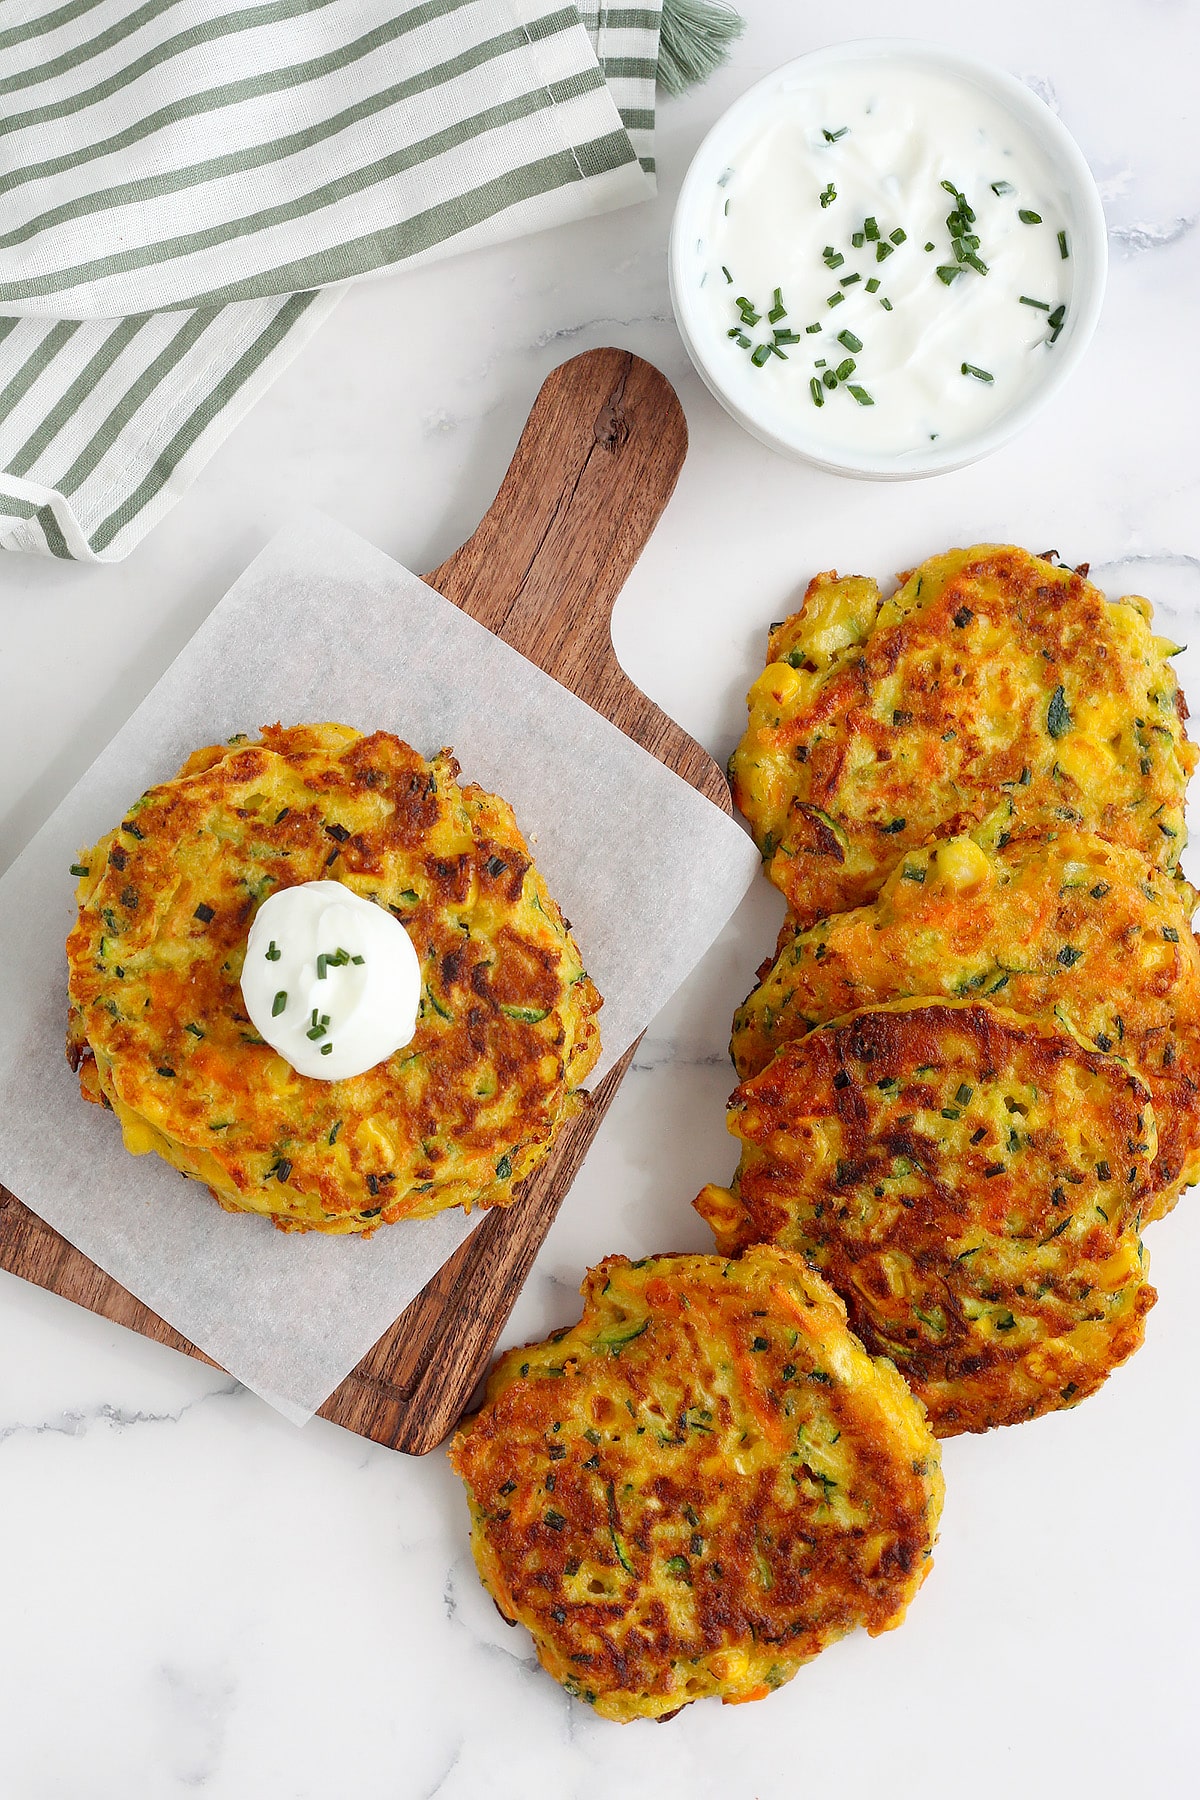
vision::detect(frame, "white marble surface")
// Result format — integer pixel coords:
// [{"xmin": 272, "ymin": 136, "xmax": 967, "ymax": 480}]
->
[{"xmin": 1, "ymin": 3, "xmax": 1197, "ymax": 1794}]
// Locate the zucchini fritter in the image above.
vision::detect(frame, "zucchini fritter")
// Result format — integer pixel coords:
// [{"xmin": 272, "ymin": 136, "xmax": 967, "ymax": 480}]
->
[
  {"xmin": 66, "ymin": 724, "xmax": 601, "ymax": 1233},
  {"xmin": 731, "ymin": 829, "xmax": 1200, "ymax": 1217},
  {"xmin": 731, "ymin": 546, "xmax": 1195, "ymax": 926},
  {"xmin": 450, "ymin": 1247, "xmax": 943, "ymax": 1722},
  {"xmin": 699, "ymin": 1002, "xmax": 1157, "ymax": 1436}
]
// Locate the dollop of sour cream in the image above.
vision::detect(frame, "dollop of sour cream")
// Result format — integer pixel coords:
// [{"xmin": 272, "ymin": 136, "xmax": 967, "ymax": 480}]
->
[
  {"xmin": 240, "ymin": 881, "xmax": 420, "ymax": 1081},
  {"xmin": 698, "ymin": 61, "xmax": 1074, "ymax": 459}
]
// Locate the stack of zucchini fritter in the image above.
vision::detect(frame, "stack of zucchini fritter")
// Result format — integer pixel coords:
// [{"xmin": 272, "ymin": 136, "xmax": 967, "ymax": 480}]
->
[{"xmin": 700, "ymin": 544, "xmax": 1199, "ymax": 1435}]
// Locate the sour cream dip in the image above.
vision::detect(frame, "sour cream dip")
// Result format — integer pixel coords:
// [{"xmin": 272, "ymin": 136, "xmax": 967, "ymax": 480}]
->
[
  {"xmin": 240, "ymin": 881, "xmax": 421, "ymax": 1081},
  {"xmin": 670, "ymin": 42, "xmax": 1107, "ymax": 476}
]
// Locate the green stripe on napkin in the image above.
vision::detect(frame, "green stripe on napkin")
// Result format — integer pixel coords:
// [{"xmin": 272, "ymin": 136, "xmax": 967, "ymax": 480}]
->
[{"xmin": 0, "ymin": 0, "xmax": 736, "ymax": 562}]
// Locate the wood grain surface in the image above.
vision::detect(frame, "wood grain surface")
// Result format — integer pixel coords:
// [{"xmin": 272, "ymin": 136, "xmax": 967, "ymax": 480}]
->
[{"xmin": 0, "ymin": 347, "xmax": 727, "ymax": 1455}]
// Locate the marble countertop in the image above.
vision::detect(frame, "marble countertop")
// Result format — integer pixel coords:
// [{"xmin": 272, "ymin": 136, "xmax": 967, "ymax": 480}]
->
[{"xmin": 1, "ymin": 2, "xmax": 1197, "ymax": 1795}]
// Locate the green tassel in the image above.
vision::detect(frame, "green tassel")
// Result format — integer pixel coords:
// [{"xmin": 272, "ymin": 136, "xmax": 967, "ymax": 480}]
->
[{"xmin": 657, "ymin": 0, "xmax": 745, "ymax": 96}]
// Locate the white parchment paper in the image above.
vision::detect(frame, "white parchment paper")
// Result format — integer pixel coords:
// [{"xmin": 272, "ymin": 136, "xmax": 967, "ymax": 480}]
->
[{"xmin": 0, "ymin": 517, "xmax": 758, "ymax": 1424}]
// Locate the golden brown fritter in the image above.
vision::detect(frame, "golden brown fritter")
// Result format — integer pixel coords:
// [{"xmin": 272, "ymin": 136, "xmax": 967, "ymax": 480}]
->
[
  {"xmin": 450, "ymin": 1247, "xmax": 943, "ymax": 1722},
  {"xmin": 66, "ymin": 723, "xmax": 600, "ymax": 1233},
  {"xmin": 698, "ymin": 1001, "xmax": 1157, "ymax": 1436},
  {"xmin": 730, "ymin": 546, "xmax": 1196, "ymax": 927},
  {"xmin": 731, "ymin": 829, "xmax": 1200, "ymax": 1217}
]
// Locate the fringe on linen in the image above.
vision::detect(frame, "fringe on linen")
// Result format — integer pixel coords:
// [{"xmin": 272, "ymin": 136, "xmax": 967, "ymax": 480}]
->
[{"xmin": 658, "ymin": 0, "xmax": 745, "ymax": 96}]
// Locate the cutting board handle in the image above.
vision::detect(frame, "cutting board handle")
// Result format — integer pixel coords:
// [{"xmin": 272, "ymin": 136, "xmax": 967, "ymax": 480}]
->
[{"xmin": 424, "ymin": 346, "xmax": 725, "ymax": 804}]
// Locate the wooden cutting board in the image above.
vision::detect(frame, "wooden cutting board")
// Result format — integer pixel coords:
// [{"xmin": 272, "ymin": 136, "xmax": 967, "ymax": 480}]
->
[{"xmin": 0, "ymin": 347, "xmax": 730, "ymax": 1455}]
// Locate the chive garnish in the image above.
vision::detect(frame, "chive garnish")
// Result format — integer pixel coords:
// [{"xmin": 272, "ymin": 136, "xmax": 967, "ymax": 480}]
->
[
  {"xmin": 837, "ymin": 329, "xmax": 863, "ymax": 353},
  {"xmin": 924, "ymin": 241, "xmax": 935, "ymax": 251},
  {"xmin": 875, "ymin": 240, "xmax": 895, "ymax": 262},
  {"xmin": 1058, "ymin": 230, "xmax": 1069, "ymax": 258},
  {"xmin": 851, "ymin": 231, "xmax": 865, "ymax": 248},
  {"xmin": 827, "ymin": 291, "xmax": 845, "ymax": 307},
  {"xmin": 351, "ymin": 954, "xmax": 364, "ymax": 965},
  {"xmin": 809, "ymin": 377, "xmax": 824, "ymax": 407},
  {"xmin": 822, "ymin": 369, "xmax": 838, "ymax": 389},
  {"xmin": 265, "ymin": 940, "xmax": 280, "ymax": 961},
  {"xmin": 768, "ymin": 286, "xmax": 786, "ymax": 321},
  {"xmin": 750, "ymin": 343, "xmax": 772, "ymax": 367},
  {"xmin": 834, "ymin": 358, "xmax": 856, "ymax": 381},
  {"xmin": 805, "ymin": 322, "xmax": 821, "ymax": 333},
  {"xmin": 819, "ymin": 182, "xmax": 836, "ymax": 208},
  {"xmin": 774, "ymin": 328, "xmax": 801, "ymax": 345},
  {"xmin": 936, "ymin": 265, "xmax": 961, "ymax": 285},
  {"xmin": 865, "ymin": 277, "xmax": 880, "ymax": 292},
  {"xmin": 822, "ymin": 246, "xmax": 844, "ymax": 268},
  {"xmin": 1020, "ymin": 296, "xmax": 1050, "ymax": 309},
  {"xmin": 272, "ymin": 991, "xmax": 287, "ymax": 1016},
  {"xmin": 961, "ymin": 362, "xmax": 994, "ymax": 382},
  {"xmin": 864, "ymin": 216, "xmax": 879, "ymax": 241},
  {"xmin": 847, "ymin": 385, "xmax": 874, "ymax": 406},
  {"xmin": 889, "ymin": 227, "xmax": 907, "ymax": 244},
  {"xmin": 321, "ymin": 1042, "xmax": 333, "ymax": 1056},
  {"xmin": 721, "ymin": 264, "xmax": 732, "ymax": 283},
  {"xmin": 822, "ymin": 125, "xmax": 849, "ymax": 141},
  {"xmin": 879, "ymin": 297, "xmax": 893, "ymax": 310},
  {"xmin": 1018, "ymin": 209, "xmax": 1042, "ymax": 224},
  {"xmin": 1047, "ymin": 302, "xmax": 1067, "ymax": 344},
  {"xmin": 839, "ymin": 272, "xmax": 861, "ymax": 286},
  {"xmin": 70, "ymin": 863, "xmax": 89, "ymax": 877},
  {"xmin": 991, "ymin": 179, "xmax": 1016, "ymax": 196}
]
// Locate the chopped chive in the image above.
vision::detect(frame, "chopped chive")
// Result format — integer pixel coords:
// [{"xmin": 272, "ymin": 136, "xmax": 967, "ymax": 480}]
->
[
  {"xmin": 889, "ymin": 227, "xmax": 907, "ymax": 244},
  {"xmin": 924, "ymin": 240, "xmax": 935, "ymax": 251},
  {"xmin": 321, "ymin": 1042, "xmax": 333, "ymax": 1056},
  {"xmin": 69, "ymin": 863, "xmax": 89, "ymax": 877},
  {"xmin": 774, "ymin": 328, "xmax": 802, "ymax": 345},
  {"xmin": 768, "ymin": 286, "xmax": 786, "ymax": 321},
  {"xmin": 961, "ymin": 362, "xmax": 994, "ymax": 382},
  {"xmin": 836, "ymin": 329, "xmax": 862, "ymax": 353},
  {"xmin": 819, "ymin": 182, "xmax": 836, "ymax": 208},
  {"xmin": 864, "ymin": 216, "xmax": 879, "ymax": 241},
  {"xmin": 991, "ymin": 179, "xmax": 1016, "ymax": 196},
  {"xmin": 851, "ymin": 231, "xmax": 865, "ymax": 248},
  {"xmin": 814, "ymin": 358, "xmax": 827, "ymax": 367},
  {"xmin": 750, "ymin": 343, "xmax": 772, "ymax": 367},
  {"xmin": 1058, "ymin": 230, "xmax": 1069, "ymax": 258},
  {"xmin": 865, "ymin": 277, "xmax": 881, "ymax": 292},
  {"xmin": 960, "ymin": 251, "xmax": 989, "ymax": 275},
  {"xmin": 936, "ymin": 265, "xmax": 961, "ymax": 285},
  {"xmin": 822, "ymin": 369, "xmax": 838, "ymax": 389},
  {"xmin": 769, "ymin": 343, "xmax": 787, "ymax": 359},
  {"xmin": 822, "ymin": 247, "xmax": 845, "ymax": 268},
  {"xmin": 834, "ymin": 358, "xmax": 856, "ymax": 380},
  {"xmin": 805, "ymin": 321, "xmax": 822, "ymax": 333},
  {"xmin": 721, "ymin": 264, "xmax": 732, "ymax": 283},
  {"xmin": 351, "ymin": 954, "xmax": 364, "ymax": 964},
  {"xmin": 1020, "ymin": 296, "xmax": 1050, "ymax": 310},
  {"xmin": 272, "ymin": 991, "xmax": 287, "ymax": 1016},
  {"xmin": 827, "ymin": 291, "xmax": 845, "ymax": 307},
  {"xmin": 879, "ymin": 296, "xmax": 893, "ymax": 310},
  {"xmin": 1018, "ymin": 209, "xmax": 1042, "ymax": 224},
  {"xmin": 265, "ymin": 940, "xmax": 280, "ymax": 961},
  {"xmin": 875, "ymin": 240, "xmax": 895, "ymax": 262},
  {"xmin": 847, "ymin": 385, "xmax": 874, "ymax": 406},
  {"xmin": 809, "ymin": 376, "xmax": 824, "ymax": 406},
  {"xmin": 822, "ymin": 125, "xmax": 849, "ymax": 141},
  {"xmin": 839, "ymin": 272, "xmax": 861, "ymax": 286},
  {"xmin": 317, "ymin": 954, "xmax": 328, "ymax": 979},
  {"xmin": 734, "ymin": 332, "xmax": 751, "ymax": 348}
]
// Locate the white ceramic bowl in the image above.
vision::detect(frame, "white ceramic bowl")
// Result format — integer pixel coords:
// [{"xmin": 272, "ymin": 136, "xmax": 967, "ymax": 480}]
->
[{"xmin": 669, "ymin": 39, "xmax": 1109, "ymax": 479}]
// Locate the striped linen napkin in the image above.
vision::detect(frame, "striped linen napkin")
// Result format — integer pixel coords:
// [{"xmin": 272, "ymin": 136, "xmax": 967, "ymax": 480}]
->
[{"xmin": 0, "ymin": 1, "xmax": 735, "ymax": 562}]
